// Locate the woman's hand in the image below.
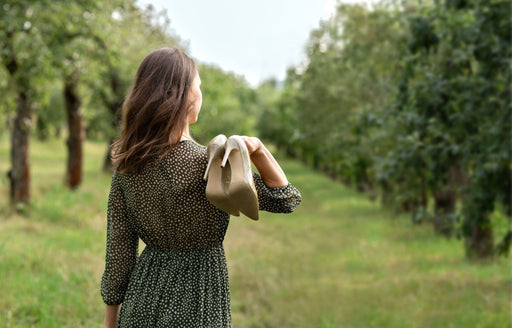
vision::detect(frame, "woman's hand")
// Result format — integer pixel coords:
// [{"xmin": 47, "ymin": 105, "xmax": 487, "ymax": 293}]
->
[{"xmin": 241, "ymin": 136, "xmax": 262, "ymax": 156}]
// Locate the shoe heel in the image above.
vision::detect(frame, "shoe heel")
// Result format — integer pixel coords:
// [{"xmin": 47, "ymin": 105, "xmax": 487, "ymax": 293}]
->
[
  {"xmin": 204, "ymin": 135, "xmax": 225, "ymax": 180},
  {"xmin": 221, "ymin": 141, "xmax": 234, "ymax": 168},
  {"xmin": 224, "ymin": 136, "xmax": 259, "ymax": 220},
  {"xmin": 204, "ymin": 155, "xmax": 214, "ymax": 181}
]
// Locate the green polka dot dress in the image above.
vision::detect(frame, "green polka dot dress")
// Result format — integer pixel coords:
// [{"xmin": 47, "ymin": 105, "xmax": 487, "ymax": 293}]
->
[{"xmin": 101, "ymin": 140, "xmax": 301, "ymax": 327}]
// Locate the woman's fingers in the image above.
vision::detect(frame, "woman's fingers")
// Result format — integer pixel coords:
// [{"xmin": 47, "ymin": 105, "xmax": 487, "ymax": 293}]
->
[{"xmin": 241, "ymin": 136, "xmax": 262, "ymax": 155}]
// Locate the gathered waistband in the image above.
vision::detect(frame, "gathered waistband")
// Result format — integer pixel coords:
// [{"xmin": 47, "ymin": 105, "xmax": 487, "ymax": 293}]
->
[{"xmin": 142, "ymin": 244, "xmax": 224, "ymax": 255}]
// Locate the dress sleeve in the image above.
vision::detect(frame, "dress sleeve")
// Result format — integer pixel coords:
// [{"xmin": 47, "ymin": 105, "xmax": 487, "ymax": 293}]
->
[
  {"xmin": 253, "ymin": 172, "xmax": 302, "ymax": 214},
  {"xmin": 101, "ymin": 173, "xmax": 139, "ymax": 305}
]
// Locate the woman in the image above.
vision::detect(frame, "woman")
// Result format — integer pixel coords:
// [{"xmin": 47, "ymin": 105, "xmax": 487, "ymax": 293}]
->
[{"xmin": 101, "ymin": 48, "xmax": 301, "ymax": 328}]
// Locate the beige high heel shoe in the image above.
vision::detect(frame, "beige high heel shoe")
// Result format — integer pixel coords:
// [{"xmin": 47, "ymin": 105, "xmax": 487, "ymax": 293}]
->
[
  {"xmin": 204, "ymin": 135, "xmax": 240, "ymax": 216},
  {"xmin": 221, "ymin": 135, "xmax": 259, "ymax": 220}
]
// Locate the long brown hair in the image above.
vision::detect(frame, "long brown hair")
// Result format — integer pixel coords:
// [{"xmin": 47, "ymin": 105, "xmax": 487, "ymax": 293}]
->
[{"xmin": 112, "ymin": 48, "xmax": 197, "ymax": 174}]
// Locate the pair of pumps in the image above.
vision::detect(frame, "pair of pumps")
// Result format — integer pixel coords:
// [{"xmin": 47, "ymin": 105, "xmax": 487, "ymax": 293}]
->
[{"xmin": 203, "ymin": 135, "xmax": 259, "ymax": 220}]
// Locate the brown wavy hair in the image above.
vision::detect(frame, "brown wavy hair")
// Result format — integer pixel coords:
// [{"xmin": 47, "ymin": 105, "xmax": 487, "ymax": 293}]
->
[{"xmin": 112, "ymin": 48, "xmax": 197, "ymax": 174}]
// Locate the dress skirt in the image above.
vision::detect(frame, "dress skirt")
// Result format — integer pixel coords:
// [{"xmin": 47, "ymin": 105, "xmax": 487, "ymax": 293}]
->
[{"xmin": 118, "ymin": 245, "xmax": 231, "ymax": 328}]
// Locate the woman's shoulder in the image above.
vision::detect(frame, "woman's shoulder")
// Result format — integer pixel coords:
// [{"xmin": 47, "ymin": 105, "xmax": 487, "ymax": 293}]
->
[
  {"xmin": 161, "ymin": 140, "xmax": 207, "ymax": 165},
  {"xmin": 114, "ymin": 141, "xmax": 206, "ymax": 180},
  {"xmin": 174, "ymin": 139, "xmax": 206, "ymax": 156},
  {"xmin": 180, "ymin": 139, "xmax": 206, "ymax": 150}
]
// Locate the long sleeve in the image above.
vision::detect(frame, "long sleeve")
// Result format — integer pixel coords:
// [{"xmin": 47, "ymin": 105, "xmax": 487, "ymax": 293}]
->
[
  {"xmin": 253, "ymin": 172, "xmax": 301, "ymax": 213},
  {"xmin": 101, "ymin": 173, "xmax": 139, "ymax": 305}
]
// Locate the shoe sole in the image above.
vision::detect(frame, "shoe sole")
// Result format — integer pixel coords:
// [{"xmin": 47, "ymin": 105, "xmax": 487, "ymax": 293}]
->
[
  {"xmin": 206, "ymin": 157, "xmax": 240, "ymax": 216},
  {"xmin": 227, "ymin": 150, "xmax": 259, "ymax": 220}
]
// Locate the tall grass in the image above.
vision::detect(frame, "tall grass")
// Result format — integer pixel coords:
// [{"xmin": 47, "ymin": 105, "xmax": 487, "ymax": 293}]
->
[{"xmin": 0, "ymin": 137, "xmax": 510, "ymax": 327}]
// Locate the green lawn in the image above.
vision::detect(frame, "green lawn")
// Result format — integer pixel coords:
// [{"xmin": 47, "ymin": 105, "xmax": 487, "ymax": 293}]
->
[{"xmin": 0, "ymin": 136, "xmax": 510, "ymax": 327}]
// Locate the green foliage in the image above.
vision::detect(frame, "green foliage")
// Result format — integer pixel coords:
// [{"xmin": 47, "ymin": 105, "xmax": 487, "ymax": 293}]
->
[
  {"xmin": 191, "ymin": 64, "xmax": 257, "ymax": 143},
  {"xmin": 0, "ymin": 0, "xmax": 60, "ymax": 120},
  {"xmin": 82, "ymin": 1, "xmax": 184, "ymax": 139},
  {"xmin": 0, "ymin": 0, "xmax": 262, "ymax": 143},
  {"xmin": 0, "ymin": 65, "xmax": 15, "ymax": 136},
  {"xmin": 260, "ymin": 2, "xmax": 407, "ymax": 187},
  {"xmin": 256, "ymin": 73, "xmax": 301, "ymax": 156},
  {"xmin": 263, "ymin": 0, "xmax": 511, "ymax": 259},
  {"xmin": 0, "ymin": 0, "xmax": 188, "ymax": 140},
  {"xmin": 36, "ymin": 82, "xmax": 66, "ymax": 140},
  {"xmin": 382, "ymin": 0, "xmax": 511, "ymax": 257}
]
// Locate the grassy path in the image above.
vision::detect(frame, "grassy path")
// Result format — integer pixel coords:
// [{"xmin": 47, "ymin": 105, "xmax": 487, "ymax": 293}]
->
[{"xmin": 0, "ymin": 137, "xmax": 509, "ymax": 327}]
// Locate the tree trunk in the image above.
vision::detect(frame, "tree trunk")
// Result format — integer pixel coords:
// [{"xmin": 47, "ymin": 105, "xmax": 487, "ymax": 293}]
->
[
  {"xmin": 411, "ymin": 183, "xmax": 429, "ymax": 224},
  {"xmin": 103, "ymin": 101, "xmax": 122, "ymax": 172},
  {"xmin": 380, "ymin": 181, "xmax": 393, "ymax": 207},
  {"xmin": 3, "ymin": 30, "xmax": 32, "ymax": 207},
  {"xmin": 36, "ymin": 115, "xmax": 49, "ymax": 141},
  {"xmin": 103, "ymin": 137, "xmax": 115, "ymax": 172},
  {"xmin": 420, "ymin": 185, "xmax": 428, "ymax": 208},
  {"xmin": 64, "ymin": 70, "xmax": 84, "ymax": 189},
  {"xmin": 431, "ymin": 165, "xmax": 467, "ymax": 236},
  {"xmin": 312, "ymin": 152, "xmax": 320, "ymax": 170},
  {"xmin": 284, "ymin": 145, "xmax": 297, "ymax": 159},
  {"xmin": 102, "ymin": 69, "xmax": 124, "ymax": 172},
  {"xmin": 432, "ymin": 188, "xmax": 456, "ymax": 236},
  {"xmin": 465, "ymin": 215, "xmax": 494, "ymax": 259},
  {"xmin": 462, "ymin": 170, "xmax": 495, "ymax": 260},
  {"xmin": 9, "ymin": 91, "xmax": 32, "ymax": 205}
]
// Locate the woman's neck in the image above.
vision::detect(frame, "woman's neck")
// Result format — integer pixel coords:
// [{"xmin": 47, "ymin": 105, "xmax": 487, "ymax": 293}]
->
[{"xmin": 181, "ymin": 125, "xmax": 191, "ymax": 141}]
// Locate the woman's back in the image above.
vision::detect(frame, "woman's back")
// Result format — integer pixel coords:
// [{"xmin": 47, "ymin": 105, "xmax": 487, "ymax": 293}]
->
[{"xmin": 117, "ymin": 140, "xmax": 229, "ymax": 251}]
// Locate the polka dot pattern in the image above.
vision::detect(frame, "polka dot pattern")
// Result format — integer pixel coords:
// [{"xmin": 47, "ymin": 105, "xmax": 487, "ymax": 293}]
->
[{"xmin": 101, "ymin": 140, "xmax": 301, "ymax": 327}]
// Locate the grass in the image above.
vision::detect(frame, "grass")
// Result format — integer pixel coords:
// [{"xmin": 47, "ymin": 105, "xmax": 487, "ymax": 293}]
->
[{"xmin": 0, "ymin": 136, "xmax": 510, "ymax": 327}]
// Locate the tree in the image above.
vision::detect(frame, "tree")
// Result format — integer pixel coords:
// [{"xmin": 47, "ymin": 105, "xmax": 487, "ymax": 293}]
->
[
  {"xmin": 382, "ymin": 0, "xmax": 510, "ymax": 257},
  {"xmin": 42, "ymin": 1, "xmax": 101, "ymax": 189},
  {"xmin": 0, "ymin": 1, "xmax": 55, "ymax": 206}
]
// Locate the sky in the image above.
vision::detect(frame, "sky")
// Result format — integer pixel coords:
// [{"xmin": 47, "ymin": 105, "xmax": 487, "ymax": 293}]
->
[{"xmin": 136, "ymin": 0, "xmax": 345, "ymax": 86}]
